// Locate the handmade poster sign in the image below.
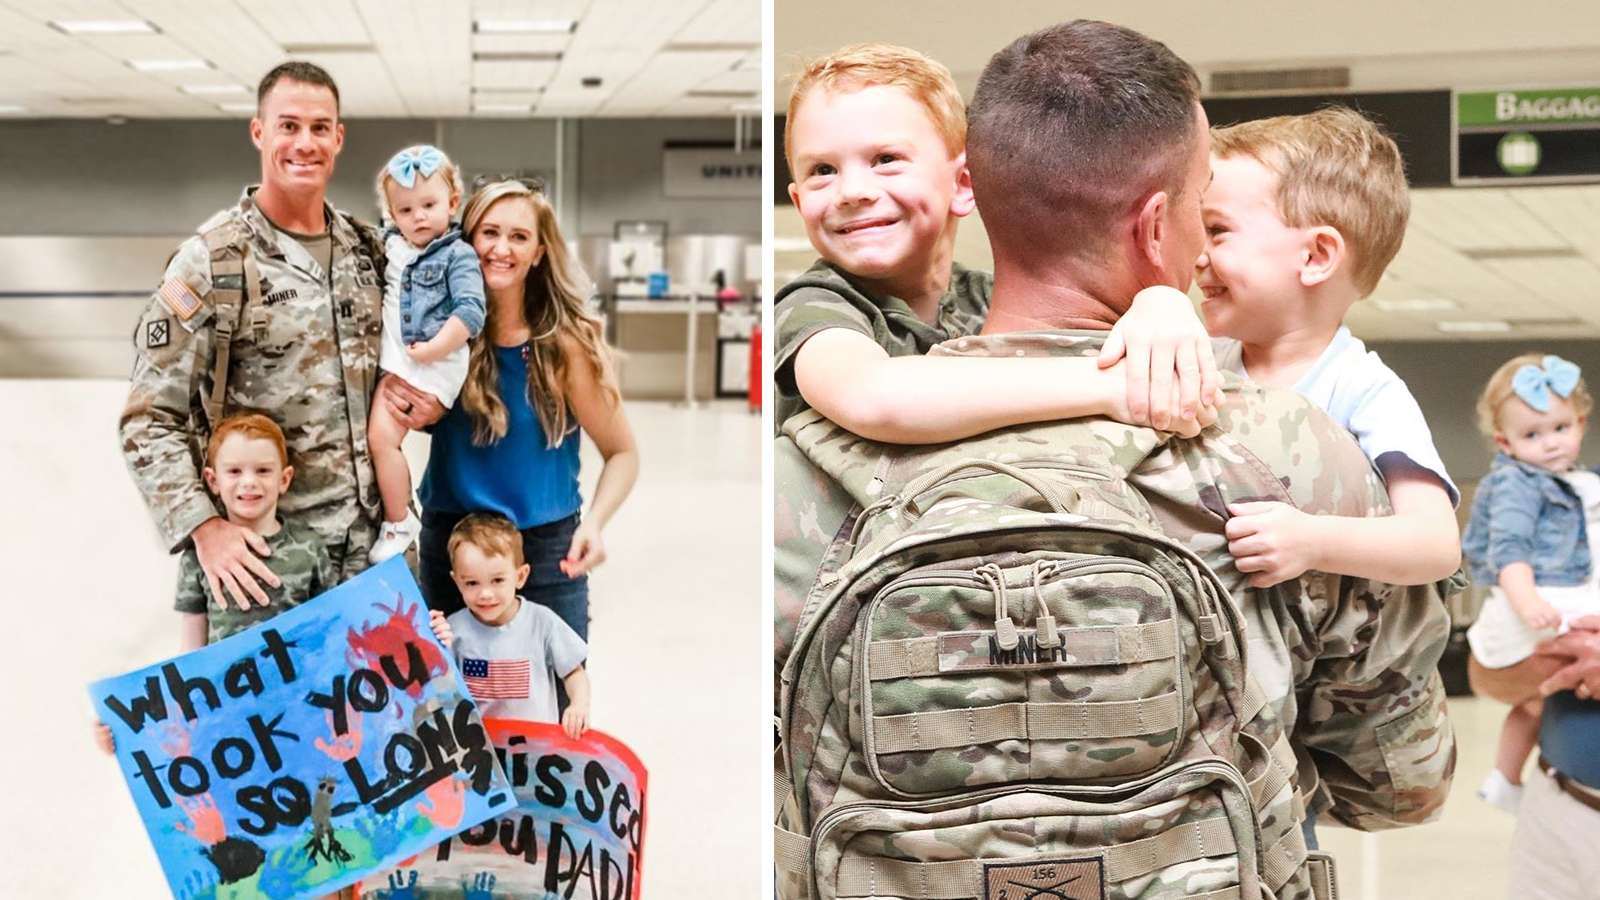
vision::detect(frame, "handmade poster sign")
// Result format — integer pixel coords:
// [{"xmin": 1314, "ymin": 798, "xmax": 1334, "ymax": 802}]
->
[
  {"xmin": 357, "ymin": 720, "xmax": 648, "ymax": 900},
  {"xmin": 89, "ymin": 557, "xmax": 517, "ymax": 900}
]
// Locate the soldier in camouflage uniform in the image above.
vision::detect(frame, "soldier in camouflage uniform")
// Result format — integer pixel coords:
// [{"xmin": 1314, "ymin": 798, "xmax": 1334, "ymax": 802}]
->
[
  {"xmin": 776, "ymin": 18, "xmax": 1454, "ymax": 846},
  {"xmin": 120, "ymin": 63, "xmax": 426, "ymax": 607}
]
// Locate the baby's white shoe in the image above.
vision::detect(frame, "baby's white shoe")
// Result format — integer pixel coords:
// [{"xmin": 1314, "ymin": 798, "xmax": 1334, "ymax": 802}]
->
[
  {"xmin": 1477, "ymin": 769, "xmax": 1523, "ymax": 814},
  {"xmin": 368, "ymin": 513, "xmax": 420, "ymax": 563}
]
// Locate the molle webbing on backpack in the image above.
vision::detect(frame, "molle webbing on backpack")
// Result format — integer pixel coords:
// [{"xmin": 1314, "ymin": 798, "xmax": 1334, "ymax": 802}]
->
[{"xmin": 199, "ymin": 223, "xmax": 265, "ymax": 427}]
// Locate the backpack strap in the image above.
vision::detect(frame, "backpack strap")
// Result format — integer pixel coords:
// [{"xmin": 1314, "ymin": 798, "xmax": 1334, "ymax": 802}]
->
[{"xmin": 198, "ymin": 222, "xmax": 265, "ymax": 428}]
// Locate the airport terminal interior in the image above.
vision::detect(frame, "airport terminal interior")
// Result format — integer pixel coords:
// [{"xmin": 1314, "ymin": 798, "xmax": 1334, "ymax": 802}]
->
[
  {"xmin": 0, "ymin": 1, "xmax": 761, "ymax": 898},
  {"xmin": 772, "ymin": 3, "xmax": 1600, "ymax": 899}
]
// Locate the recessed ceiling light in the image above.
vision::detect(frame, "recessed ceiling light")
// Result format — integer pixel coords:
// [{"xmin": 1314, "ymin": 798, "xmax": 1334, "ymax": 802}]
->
[
  {"xmin": 50, "ymin": 20, "xmax": 159, "ymax": 35},
  {"xmin": 181, "ymin": 84, "xmax": 249, "ymax": 95},
  {"xmin": 1436, "ymin": 320, "xmax": 1512, "ymax": 333},
  {"xmin": 128, "ymin": 59, "xmax": 212, "ymax": 72},
  {"xmin": 473, "ymin": 51, "xmax": 563, "ymax": 62},
  {"xmin": 662, "ymin": 42, "xmax": 761, "ymax": 52},
  {"xmin": 474, "ymin": 103, "xmax": 534, "ymax": 114},
  {"xmin": 281, "ymin": 43, "xmax": 377, "ymax": 54},
  {"xmin": 728, "ymin": 101, "xmax": 761, "ymax": 112},
  {"xmin": 218, "ymin": 102, "xmax": 256, "ymax": 114},
  {"xmin": 475, "ymin": 20, "xmax": 576, "ymax": 34},
  {"xmin": 0, "ymin": 104, "xmax": 28, "ymax": 114},
  {"xmin": 1461, "ymin": 247, "xmax": 1580, "ymax": 261},
  {"xmin": 1371, "ymin": 299, "xmax": 1461, "ymax": 312}
]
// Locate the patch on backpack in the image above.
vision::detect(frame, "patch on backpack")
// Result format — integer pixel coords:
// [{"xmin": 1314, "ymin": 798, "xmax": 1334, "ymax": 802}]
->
[
  {"xmin": 145, "ymin": 318, "xmax": 170, "ymax": 348},
  {"xmin": 983, "ymin": 858, "xmax": 1104, "ymax": 900}
]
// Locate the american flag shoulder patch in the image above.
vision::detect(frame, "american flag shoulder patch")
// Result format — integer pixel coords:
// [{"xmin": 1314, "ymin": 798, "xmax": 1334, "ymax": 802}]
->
[
  {"xmin": 158, "ymin": 276, "xmax": 203, "ymax": 321},
  {"xmin": 462, "ymin": 657, "xmax": 531, "ymax": 700}
]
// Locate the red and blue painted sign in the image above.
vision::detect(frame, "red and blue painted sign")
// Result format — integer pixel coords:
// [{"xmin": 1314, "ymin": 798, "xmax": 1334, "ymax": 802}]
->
[
  {"xmin": 89, "ymin": 557, "xmax": 516, "ymax": 900},
  {"xmin": 359, "ymin": 720, "xmax": 648, "ymax": 900}
]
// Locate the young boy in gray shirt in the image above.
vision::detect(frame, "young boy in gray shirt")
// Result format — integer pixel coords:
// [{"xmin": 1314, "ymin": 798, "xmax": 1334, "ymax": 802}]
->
[{"xmin": 429, "ymin": 513, "xmax": 590, "ymax": 736}]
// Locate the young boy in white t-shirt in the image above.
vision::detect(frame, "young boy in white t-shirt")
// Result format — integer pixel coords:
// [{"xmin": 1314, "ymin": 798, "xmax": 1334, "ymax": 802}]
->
[
  {"xmin": 1193, "ymin": 106, "xmax": 1462, "ymax": 590},
  {"xmin": 429, "ymin": 513, "xmax": 590, "ymax": 737}
]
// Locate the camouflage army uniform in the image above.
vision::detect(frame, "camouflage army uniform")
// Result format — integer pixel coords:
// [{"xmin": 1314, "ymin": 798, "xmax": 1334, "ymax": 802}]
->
[
  {"xmin": 775, "ymin": 329, "xmax": 1456, "ymax": 830},
  {"xmin": 772, "ymin": 259, "xmax": 991, "ymax": 433},
  {"xmin": 173, "ymin": 519, "xmax": 335, "ymax": 643},
  {"xmin": 120, "ymin": 187, "xmax": 384, "ymax": 580}
]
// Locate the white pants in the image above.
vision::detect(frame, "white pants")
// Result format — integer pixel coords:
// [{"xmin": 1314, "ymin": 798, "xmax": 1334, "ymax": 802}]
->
[{"xmin": 1507, "ymin": 766, "xmax": 1600, "ymax": 899}]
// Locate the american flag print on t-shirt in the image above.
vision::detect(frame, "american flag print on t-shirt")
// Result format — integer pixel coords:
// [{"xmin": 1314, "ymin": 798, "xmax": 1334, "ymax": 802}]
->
[{"xmin": 461, "ymin": 657, "xmax": 530, "ymax": 699}]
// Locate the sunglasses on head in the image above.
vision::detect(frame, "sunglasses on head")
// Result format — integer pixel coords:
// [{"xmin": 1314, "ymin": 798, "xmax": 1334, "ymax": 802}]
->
[{"xmin": 470, "ymin": 174, "xmax": 546, "ymax": 194}]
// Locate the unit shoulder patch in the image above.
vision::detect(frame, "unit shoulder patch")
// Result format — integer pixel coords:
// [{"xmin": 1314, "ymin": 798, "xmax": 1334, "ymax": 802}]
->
[{"xmin": 146, "ymin": 318, "xmax": 170, "ymax": 348}]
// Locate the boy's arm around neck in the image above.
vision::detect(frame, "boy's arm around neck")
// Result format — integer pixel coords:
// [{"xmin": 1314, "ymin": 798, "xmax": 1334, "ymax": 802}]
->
[{"xmin": 792, "ymin": 326, "xmax": 1216, "ymax": 444}]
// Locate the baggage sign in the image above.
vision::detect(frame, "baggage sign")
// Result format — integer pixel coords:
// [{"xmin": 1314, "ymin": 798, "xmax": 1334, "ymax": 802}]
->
[{"xmin": 1454, "ymin": 87, "xmax": 1600, "ymax": 184}]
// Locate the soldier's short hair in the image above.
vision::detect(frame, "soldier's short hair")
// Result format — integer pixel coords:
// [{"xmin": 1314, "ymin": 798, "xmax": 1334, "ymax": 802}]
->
[
  {"xmin": 785, "ymin": 43, "xmax": 966, "ymax": 172},
  {"xmin": 1211, "ymin": 107, "xmax": 1409, "ymax": 297},
  {"xmin": 257, "ymin": 61, "xmax": 340, "ymax": 116},
  {"xmin": 207, "ymin": 414, "xmax": 289, "ymax": 468},
  {"xmin": 1477, "ymin": 353, "xmax": 1593, "ymax": 439},
  {"xmin": 966, "ymin": 20, "xmax": 1201, "ymax": 264},
  {"xmin": 449, "ymin": 513, "xmax": 525, "ymax": 568}
]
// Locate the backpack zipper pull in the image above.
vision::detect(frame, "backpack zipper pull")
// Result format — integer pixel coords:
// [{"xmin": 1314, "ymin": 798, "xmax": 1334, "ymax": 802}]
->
[
  {"xmin": 1033, "ymin": 560, "xmax": 1061, "ymax": 648},
  {"xmin": 979, "ymin": 564, "xmax": 1020, "ymax": 651}
]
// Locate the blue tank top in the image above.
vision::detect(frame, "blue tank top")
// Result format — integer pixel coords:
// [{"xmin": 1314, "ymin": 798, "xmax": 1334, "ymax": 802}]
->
[{"xmin": 419, "ymin": 343, "xmax": 582, "ymax": 528}]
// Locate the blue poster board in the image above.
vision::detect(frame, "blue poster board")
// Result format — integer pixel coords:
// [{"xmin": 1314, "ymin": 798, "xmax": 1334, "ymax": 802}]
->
[{"xmin": 89, "ymin": 557, "xmax": 516, "ymax": 900}]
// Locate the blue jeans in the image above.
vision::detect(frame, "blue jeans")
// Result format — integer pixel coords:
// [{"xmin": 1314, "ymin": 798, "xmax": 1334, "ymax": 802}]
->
[{"xmin": 419, "ymin": 510, "xmax": 590, "ymax": 710}]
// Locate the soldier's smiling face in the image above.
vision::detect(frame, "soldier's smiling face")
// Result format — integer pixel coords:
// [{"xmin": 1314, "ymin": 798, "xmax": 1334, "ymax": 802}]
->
[{"xmin": 251, "ymin": 79, "xmax": 344, "ymax": 195}]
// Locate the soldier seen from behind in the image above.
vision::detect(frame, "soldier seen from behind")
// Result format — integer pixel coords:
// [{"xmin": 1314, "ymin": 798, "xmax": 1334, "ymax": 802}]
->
[{"xmin": 775, "ymin": 21, "xmax": 1457, "ymax": 900}]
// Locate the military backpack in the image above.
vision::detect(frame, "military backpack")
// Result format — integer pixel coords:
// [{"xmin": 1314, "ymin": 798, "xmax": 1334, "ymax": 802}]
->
[{"xmin": 776, "ymin": 435, "xmax": 1338, "ymax": 900}]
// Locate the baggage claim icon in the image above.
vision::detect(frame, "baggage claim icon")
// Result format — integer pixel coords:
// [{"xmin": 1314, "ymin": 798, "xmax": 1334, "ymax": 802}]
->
[{"xmin": 1497, "ymin": 131, "xmax": 1541, "ymax": 176}]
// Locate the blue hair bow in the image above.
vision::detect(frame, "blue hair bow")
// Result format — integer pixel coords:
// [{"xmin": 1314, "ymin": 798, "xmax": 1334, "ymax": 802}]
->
[
  {"xmin": 1512, "ymin": 355, "xmax": 1582, "ymax": 412},
  {"xmin": 386, "ymin": 145, "xmax": 444, "ymax": 189}
]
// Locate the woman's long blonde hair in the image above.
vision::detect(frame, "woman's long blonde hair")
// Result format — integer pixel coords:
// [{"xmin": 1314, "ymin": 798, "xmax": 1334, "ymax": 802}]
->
[{"xmin": 459, "ymin": 181, "xmax": 619, "ymax": 447}]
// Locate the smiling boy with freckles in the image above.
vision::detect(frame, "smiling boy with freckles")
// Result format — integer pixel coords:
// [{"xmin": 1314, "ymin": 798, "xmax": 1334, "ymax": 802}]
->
[{"xmin": 774, "ymin": 43, "xmax": 1225, "ymax": 449}]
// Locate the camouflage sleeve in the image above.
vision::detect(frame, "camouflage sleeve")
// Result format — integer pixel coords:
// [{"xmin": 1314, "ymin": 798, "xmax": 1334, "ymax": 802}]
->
[
  {"xmin": 773, "ymin": 435, "xmax": 856, "ymax": 708},
  {"xmin": 1297, "ymin": 570, "xmax": 1456, "ymax": 830},
  {"xmin": 118, "ymin": 238, "xmax": 222, "ymax": 552},
  {"xmin": 773, "ymin": 286, "xmax": 876, "ymax": 391},
  {"xmin": 173, "ymin": 547, "xmax": 211, "ymax": 613}
]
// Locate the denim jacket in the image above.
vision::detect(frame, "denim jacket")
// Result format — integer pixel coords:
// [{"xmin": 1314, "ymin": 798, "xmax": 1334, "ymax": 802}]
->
[
  {"xmin": 386, "ymin": 226, "xmax": 486, "ymax": 345},
  {"xmin": 1462, "ymin": 453, "xmax": 1597, "ymax": 586}
]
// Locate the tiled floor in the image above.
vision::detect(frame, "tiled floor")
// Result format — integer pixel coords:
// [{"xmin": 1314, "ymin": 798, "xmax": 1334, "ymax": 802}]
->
[{"xmin": 1, "ymin": 380, "xmax": 762, "ymax": 899}]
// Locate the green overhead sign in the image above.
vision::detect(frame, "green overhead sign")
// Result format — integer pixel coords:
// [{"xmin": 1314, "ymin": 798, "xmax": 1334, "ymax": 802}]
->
[
  {"xmin": 1454, "ymin": 87, "xmax": 1600, "ymax": 184},
  {"xmin": 1458, "ymin": 88, "xmax": 1600, "ymax": 127}
]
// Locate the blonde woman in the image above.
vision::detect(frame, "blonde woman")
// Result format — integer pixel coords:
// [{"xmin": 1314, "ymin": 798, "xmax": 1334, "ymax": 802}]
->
[{"xmin": 414, "ymin": 179, "xmax": 638, "ymax": 647}]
